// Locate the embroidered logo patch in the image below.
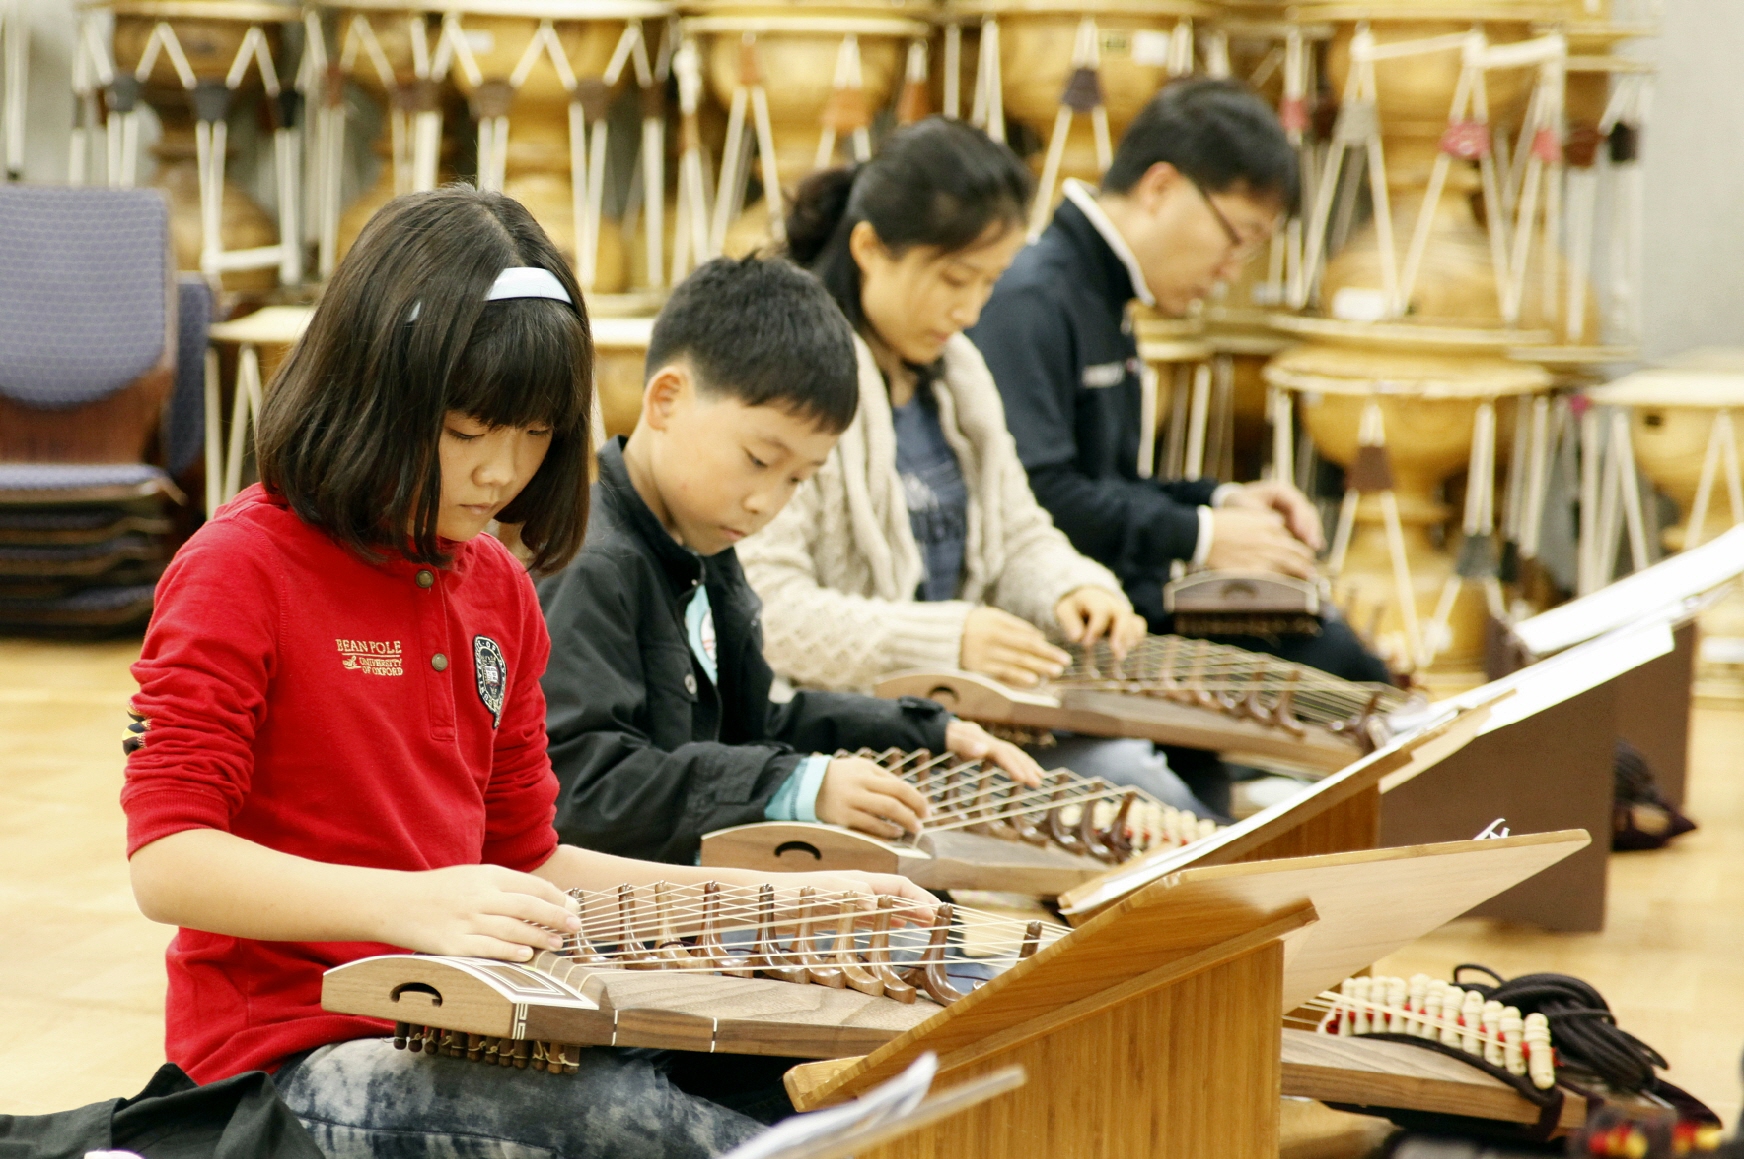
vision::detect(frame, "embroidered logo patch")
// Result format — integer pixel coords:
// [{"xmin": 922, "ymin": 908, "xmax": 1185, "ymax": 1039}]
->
[
  {"xmin": 336, "ymin": 638, "xmax": 403, "ymax": 676},
  {"xmin": 473, "ymin": 635, "xmax": 506, "ymax": 728}
]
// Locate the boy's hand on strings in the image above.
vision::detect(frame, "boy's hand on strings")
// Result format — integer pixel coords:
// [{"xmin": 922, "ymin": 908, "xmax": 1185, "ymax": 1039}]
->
[
  {"xmin": 961, "ymin": 606, "xmax": 1071, "ymax": 687},
  {"xmin": 1054, "ymin": 587, "xmax": 1145, "ymax": 659},
  {"xmin": 380, "ymin": 864, "xmax": 582, "ymax": 963},
  {"xmin": 944, "ymin": 719, "xmax": 1045, "ymax": 787},
  {"xmin": 817, "ymin": 758, "xmax": 931, "ymax": 838}
]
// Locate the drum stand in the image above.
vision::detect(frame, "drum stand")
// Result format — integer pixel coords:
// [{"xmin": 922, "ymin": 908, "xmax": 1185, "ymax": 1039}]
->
[
  {"xmin": 1576, "ymin": 402, "xmax": 1651, "ymax": 594},
  {"xmin": 1326, "ymin": 400, "xmax": 1426, "ymax": 670},
  {"xmin": 440, "ymin": 13, "xmax": 665, "ymax": 292},
  {"xmin": 321, "ymin": 12, "xmax": 445, "ymax": 276},
  {"xmin": 705, "ymin": 31, "xmax": 783, "ymax": 255},
  {"xmin": 1, "ymin": 0, "xmax": 25, "ymax": 182},
  {"xmin": 79, "ymin": 15, "xmax": 304, "ymax": 286}
]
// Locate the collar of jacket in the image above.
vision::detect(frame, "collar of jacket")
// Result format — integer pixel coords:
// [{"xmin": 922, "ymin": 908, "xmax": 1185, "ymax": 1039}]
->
[
  {"xmin": 596, "ymin": 437, "xmax": 706, "ymax": 597},
  {"xmin": 1048, "ymin": 195, "xmax": 1142, "ymax": 315}
]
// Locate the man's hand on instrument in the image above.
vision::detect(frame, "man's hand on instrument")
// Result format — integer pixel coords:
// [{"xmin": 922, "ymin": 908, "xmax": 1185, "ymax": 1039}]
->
[
  {"xmin": 960, "ymin": 606, "xmax": 1071, "ymax": 687},
  {"xmin": 816, "ymin": 757, "xmax": 931, "ymax": 839},
  {"xmin": 944, "ymin": 719, "xmax": 1045, "ymax": 787},
  {"xmin": 1205, "ymin": 507, "xmax": 1319, "ymax": 579},
  {"xmin": 1053, "ymin": 586, "xmax": 1145, "ymax": 659},
  {"xmin": 1219, "ymin": 481, "xmax": 1326, "ymax": 552},
  {"xmin": 380, "ymin": 863, "xmax": 582, "ymax": 963}
]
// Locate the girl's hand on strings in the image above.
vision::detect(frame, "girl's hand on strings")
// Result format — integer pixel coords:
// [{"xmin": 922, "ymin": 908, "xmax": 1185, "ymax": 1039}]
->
[
  {"xmin": 817, "ymin": 757, "xmax": 931, "ymax": 838},
  {"xmin": 1054, "ymin": 587, "xmax": 1145, "ymax": 659},
  {"xmin": 944, "ymin": 719, "xmax": 1044, "ymax": 787},
  {"xmin": 960, "ymin": 606, "xmax": 1071, "ymax": 687},
  {"xmin": 379, "ymin": 864, "xmax": 582, "ymax": 963}
]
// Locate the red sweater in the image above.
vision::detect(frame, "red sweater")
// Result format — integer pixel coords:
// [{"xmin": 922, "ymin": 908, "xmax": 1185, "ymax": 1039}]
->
[{"xmin": 122, "ymin": 485, "xmax": 559, "ymax": 1082}]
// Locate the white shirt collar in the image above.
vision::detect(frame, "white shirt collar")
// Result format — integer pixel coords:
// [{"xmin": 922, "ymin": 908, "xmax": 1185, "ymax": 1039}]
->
[{"xmin": 1060, "ymin": 178, "xmax": 1155, "ymax": 308}]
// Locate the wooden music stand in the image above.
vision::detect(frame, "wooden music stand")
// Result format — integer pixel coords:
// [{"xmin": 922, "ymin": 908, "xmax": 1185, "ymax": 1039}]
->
[
  {"xmin": 1498, "ymin": 526, "xmax": 1744, "ymax": 808},
  {"xmin": 1052, "ymin": 692, "xmax": 1505, "ymax": 921},
  {"xmin": 729, "ymin": 1063, "xmax": 1027, "ymax": 1159},
  {"xmin": 1384, "ymin": 614, "xmax": 1685, "ymax": 931},
  {"xmin": 785, "ymin": 832, "xmax": 1588, "ymax": 1159}
]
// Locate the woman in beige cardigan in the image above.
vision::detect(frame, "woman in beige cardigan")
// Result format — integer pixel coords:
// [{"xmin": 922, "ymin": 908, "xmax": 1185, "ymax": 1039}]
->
[{"xmin": 738, "ymin": 118, "xmax": 1216, "ymax": 816}]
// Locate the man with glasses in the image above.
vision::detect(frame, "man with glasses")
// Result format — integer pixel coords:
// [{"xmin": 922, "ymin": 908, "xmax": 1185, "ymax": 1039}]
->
[{"xmin": 969, "ymin": 79, "xmax": 1387, "ymax": 812}]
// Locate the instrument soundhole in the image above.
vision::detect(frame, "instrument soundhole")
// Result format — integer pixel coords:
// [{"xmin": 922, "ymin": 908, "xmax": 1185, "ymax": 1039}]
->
[
  {"xmin": 773, "ymin": 841, "xmax": 823, "ymax": 862},
  {"xmin": 390, "ymin": 982, "xmax": 444, "ymax": 1007},
  {"xmin": 926, "ymin": 686, "xmax": 960, "ymax": 708}
]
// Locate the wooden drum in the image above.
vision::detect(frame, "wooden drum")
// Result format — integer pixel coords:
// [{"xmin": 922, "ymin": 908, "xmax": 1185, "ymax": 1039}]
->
[
  {"xmin": 682, "ymin": 0, "xmax": 932, "ymax": 256},
  {"xmin": 94, "ymin": 0, "xmax": 299, "ymax": 288},
  {"xmin": 319, "ymin": 1, "xmax": 448, "ymax": 267},
  {"xmin": 436, "ymin": 0, "xmax": 672, "ymax": 296},
  {"xmin": 948, "ymin": 0, "xmax": 1207, "ymax": 232},
  {"xmin": 1266, "ymin": 326, "xmax": 1550, "ymax": 682}
]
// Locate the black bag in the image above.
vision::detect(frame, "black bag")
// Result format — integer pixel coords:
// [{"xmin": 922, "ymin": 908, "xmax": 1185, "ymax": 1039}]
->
[
  {"xmin": 1613, "ymin": 738, "xmax": 1698, "ymax": 851},
  {"xmin": 0, "ymin": 1064, "xmax": 322, "ymax": 1159}
]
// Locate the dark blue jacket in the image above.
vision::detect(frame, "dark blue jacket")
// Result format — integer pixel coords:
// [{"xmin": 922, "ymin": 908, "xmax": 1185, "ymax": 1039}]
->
[{"xmin": 968, "ymin": 199, "xmax": 1218, "ymax": 627}]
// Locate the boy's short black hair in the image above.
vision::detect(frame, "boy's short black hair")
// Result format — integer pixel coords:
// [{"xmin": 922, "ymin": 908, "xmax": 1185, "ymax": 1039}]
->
[
  {"xmin": 1104, "ymin": 78, "xmax": 1300, "ymax": 213},
  {"xmin": 645, "ymin": 256, "xmax": 859, "ymax": 434},
  {"xmin": 257, "ymin": 186, "xmax": 593, "ymax": 575}
]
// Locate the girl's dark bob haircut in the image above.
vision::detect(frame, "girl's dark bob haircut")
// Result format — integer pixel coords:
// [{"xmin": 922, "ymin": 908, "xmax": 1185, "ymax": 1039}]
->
[{"xmin": 256, "ymin": 187, "xmax": 593, "ymax": 575}]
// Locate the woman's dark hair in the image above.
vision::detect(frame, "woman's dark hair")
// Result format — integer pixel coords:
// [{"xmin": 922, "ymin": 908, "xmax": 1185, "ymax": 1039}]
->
[
  {"xmin": 1105, "ymin": 78, "xmax": 1300, "ymax": 213},
  {"xmin": 784, "ymin": 116, "xmax": 1033, "ymax": 330},
  {"xmin": 256, "ymin": 187, "xmax": 593, "ymax": 575}
]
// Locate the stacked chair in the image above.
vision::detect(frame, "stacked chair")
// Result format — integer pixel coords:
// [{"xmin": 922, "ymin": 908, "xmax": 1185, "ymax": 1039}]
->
[{"xmin": 0, "ymin": 187, "xmax": 203, "ymax": 633}]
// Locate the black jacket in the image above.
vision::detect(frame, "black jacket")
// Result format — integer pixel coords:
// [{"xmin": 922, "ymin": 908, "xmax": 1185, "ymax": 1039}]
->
[
  {"xmin": 538, "ymin": 440, "xmax": 951, "ymax": 864},
  {"xmin": 967, "ymin": 198, "xmax": 1219, "ymax": 627}
]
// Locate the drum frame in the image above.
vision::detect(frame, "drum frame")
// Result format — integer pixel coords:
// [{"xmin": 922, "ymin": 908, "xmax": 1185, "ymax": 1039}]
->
[
  {"xmin": 313, "ymin": 2, "xmax": 673, "ymax": 289},
  {"xmin": 680, "ymin": 10, "xmax": 929, "ymax": 259},
  {"xmin": 1, "ymin": 0, "xmax": 25, "ymax": 181},
  {"xmin": 73, "ymin": 0, "xmax": 306, "ymax": 286}
]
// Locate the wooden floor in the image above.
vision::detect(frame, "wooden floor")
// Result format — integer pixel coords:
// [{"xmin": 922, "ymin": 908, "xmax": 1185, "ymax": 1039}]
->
[{"xmin": 2, "ymin": 638, "xmax": 1741, "ymax": 1137}]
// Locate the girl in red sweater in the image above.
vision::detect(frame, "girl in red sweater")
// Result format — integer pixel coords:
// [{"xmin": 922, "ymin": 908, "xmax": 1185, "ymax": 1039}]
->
[{"xmin": 121, "ymin": 188, "xmax": 930, "ymax": 1158}]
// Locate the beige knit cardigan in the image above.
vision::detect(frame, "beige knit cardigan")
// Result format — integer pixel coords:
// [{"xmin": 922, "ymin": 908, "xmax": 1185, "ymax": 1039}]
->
[{"xmin": 737, "ymin": 332, "xmax": 1129, "ymax": 693}]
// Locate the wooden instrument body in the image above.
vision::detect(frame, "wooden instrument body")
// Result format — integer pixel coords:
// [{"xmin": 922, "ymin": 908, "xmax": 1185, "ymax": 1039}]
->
[
  {"xmin": 699, "ymin": 823, "xmax": 1114, "ymax": 896},
  {"xmin": 788, "ymin": 832, "xmax": 1589, "ymax": 1159},
  {"xmin": 1165, "ymin": 570, "xmax": 1321, "ymax": 616},
  {"xmin": 324, "ymin": 949, "xmax": 941, "ymax": 1059},
  {"xmin": 874, "ymin": 667, "xmax": 1363, "ymax": 772},
  {"xmin": 1280, "ymin": 1028, "xmax": 1586, "ymax": 1132}
]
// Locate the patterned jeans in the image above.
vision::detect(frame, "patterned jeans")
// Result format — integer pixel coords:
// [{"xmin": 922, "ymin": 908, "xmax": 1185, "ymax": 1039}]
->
[{"xmin": 275, "ymin": 1037, "xmax": 765, "ymax": 1159}]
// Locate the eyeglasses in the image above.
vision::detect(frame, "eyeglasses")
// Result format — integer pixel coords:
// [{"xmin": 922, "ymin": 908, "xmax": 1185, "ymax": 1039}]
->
[{"xmin": 1189, "ymin": 178, "xmax": 1272, "ymax": 264}]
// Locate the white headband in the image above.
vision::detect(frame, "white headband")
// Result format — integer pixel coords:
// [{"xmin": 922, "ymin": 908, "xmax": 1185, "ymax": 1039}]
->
[{"xmin": 407, "ymin": 266, "xmax": 572, "ymax": 320}]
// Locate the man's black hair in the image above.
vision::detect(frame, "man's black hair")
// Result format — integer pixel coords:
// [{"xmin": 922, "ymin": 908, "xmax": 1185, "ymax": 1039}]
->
[
  {"xmin": 257, "ymin": 186, "xmax": 592, "ymax": 575},
  {"xmin": 1103, "ymin": 78, "xmax": 1300, "ymax": 213},
  {"xmin": 645, "ymin": 255, "xmax": 860, "ymax": 434}
]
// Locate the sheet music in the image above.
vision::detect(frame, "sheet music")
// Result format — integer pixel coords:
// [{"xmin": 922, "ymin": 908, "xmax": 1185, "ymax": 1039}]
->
[
  {"xmin": 719, "ymin": 1053, "xmax": 938, "ymax": 1159},
  {"xmin": 1512, "ymin": 525, "xmax": 1744, "ymax": 656}
]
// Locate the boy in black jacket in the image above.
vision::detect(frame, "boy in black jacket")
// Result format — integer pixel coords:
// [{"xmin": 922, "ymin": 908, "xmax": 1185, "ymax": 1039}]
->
[{"xmin": 539, "ymin": 257, "xmax": 1041, "ymax": 864}]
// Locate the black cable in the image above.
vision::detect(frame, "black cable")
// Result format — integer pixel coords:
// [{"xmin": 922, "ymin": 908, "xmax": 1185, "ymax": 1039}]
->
[{"xmin": 1452, "ymin": 964, "xmax": 1667, "ymax": 1094}]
